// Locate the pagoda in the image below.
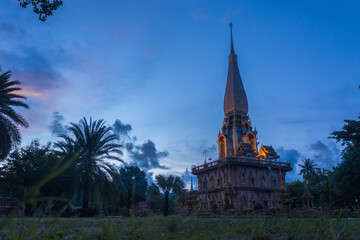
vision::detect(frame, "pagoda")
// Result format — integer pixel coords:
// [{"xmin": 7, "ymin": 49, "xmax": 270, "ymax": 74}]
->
[{"xmin": 191, "ymin": 23, "xmax": 292, "ymax": 212}]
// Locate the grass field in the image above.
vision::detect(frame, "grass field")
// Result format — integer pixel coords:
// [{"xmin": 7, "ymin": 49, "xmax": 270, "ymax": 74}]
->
[{"xmin": 1, "ymin": 215, "xmax": 360, "ymax": 240}]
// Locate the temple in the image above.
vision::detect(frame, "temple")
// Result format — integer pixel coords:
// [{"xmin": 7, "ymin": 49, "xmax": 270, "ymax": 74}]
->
[{"xmin": 190, "ymin": 23, "xmax": 292, "ymax": 213}]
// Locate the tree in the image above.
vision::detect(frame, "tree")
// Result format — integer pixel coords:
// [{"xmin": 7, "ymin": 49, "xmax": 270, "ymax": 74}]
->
[
  {"xmin": 146, "ymin": 183, "xmax": 163, "ymax": 214},
  {"xmin": 155, "ymin": 174, "xmax": 185, "ymax": 216},
  {"xmin": 55, "ymin": 117, "xmax": 123, "ymax": 211},
  {"xmin": 18, "ymin": 0, "xmax": 63, "ymax": 21},
  {"xmin": 0, "ymin": 70, "xmax": 29, "ymax": 159},
  {"xmin": 330, "ymin": 115, "xmax": 360, "ymax": 207},
  {"xmin": 0, "ymin": 140, "xmax": 60, "ymax": 216},
  {"xmin": 298, "ymin": 158, "xmax": 317, "ymax": 182},
  {"xmin": 119, "ymin": 166, "xmax": 148, "ymax": 209},
  {"xmin": 330, "ymin": 115, "xmax": 360, "ymax": 157},
  {"xmin": 287, "ymin": 180, "xmax": 305, "ymax": 209}
]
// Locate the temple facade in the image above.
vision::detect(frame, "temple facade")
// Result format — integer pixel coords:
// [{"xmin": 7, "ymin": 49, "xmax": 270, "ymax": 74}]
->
[{"xmin": 191, "ymin": 24, "xmax": 292, "ymax": 212}]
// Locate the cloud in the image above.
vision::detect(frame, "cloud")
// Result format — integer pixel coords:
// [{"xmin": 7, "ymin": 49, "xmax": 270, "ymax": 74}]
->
[
  {"xmin": 308, "ymin": 140, "xmax": 341, "ymax": 169},
  {"xmin": 112, "ymin": 119, "xmax": 132, "ymax": 138},
  {"xmin": 219, "ymin": 7, "xmax": 241, "ymax": 23},
  {"xmin": 277, "ymin": 146, "xmax": 303, "ymax": 181},
  {"xmin": 0, "ymin": 23, "xmax": 26, "ymax": 38},
  {"xmin": 127, "ymin": 139, "xmax": 169, "ymax": 170},
  {"xmin": 191, "ymin": 9, "xmax": 210, "ymax": 21},
  {"xmin": 182, "ymin": 168, "xmax": 198, "ymax": 190},
  {"xmin": 48, "ymin": 112, "xmax": 68, "ymax": 136},
  {"xmin": 202, "ymin": 144, "xmax": 217, "ymax": 160},
  {"xmin": 0, "ymin": 47, "xmax": 68, "ymax": 92}
]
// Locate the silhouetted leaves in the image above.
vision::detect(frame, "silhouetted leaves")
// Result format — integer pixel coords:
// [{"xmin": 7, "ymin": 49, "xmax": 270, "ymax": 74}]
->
[{"xmin": 18, "ymin": 0, "xmax": 63, "ymax": 21}]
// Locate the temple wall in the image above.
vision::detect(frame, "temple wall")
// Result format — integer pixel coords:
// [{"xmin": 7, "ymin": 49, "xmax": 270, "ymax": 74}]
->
[{"xmin": 196, "ymin": 164, "xmax": 287, "ymax": 211}]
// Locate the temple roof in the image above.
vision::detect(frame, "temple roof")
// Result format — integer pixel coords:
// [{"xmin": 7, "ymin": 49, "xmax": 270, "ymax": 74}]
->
[
  {"xmin": 223, "ymin": 23, "xmax": 248, "ymax": 116},
  {"xmin": 261, "ymin": 145, "xmax": 277, "ymax": 155}
]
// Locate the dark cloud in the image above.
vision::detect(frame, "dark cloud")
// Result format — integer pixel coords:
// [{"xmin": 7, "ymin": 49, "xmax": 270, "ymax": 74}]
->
[
  {"xmin": 48, "ymin": 112, "xmax": 68, "ymax": 136},
  {"xmin": 127, "ymin": 139, "xmax": 169, "ymax": 170},
  {"xmin": 0, "ymin": 47, "xmax": 68, "ymax": 91},
  {"xmin": 202, "ymin": 144, "xmax": 217, "ymax": 160},
  {"xmin": 112, "ymin": 119, "xmax": 132, "ymax": 138},
  {"xmin": 277, "ymin": 146, "xmax": 303, "ymax": 181},
  {"xmin": 0, "ymin": 23, "xmax": 26, "ymax": 38},
  {"xmin": 182, "ymin": 168, "xmax": 198, "ymax": 190},
  {"xmin": 308, "ymin": 140, "xmax": 341, "ymax": 169}
]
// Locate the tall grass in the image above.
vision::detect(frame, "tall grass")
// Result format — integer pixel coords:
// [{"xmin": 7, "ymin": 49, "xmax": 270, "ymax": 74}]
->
[{"xmin": 1, "ymin": 215, "xmax": 359, "ymax": 240}]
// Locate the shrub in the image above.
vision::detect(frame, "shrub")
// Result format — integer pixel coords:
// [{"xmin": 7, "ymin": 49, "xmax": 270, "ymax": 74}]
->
[{"xmin": 253, "ymin": 202, "xmax": 264, "ymax": 211}]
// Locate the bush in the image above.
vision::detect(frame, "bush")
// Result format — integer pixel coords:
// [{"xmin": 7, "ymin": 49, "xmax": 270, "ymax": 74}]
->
[
  {"xmin": 79, "ymin": 207, "xmax": 99, "ymax": 217},
  {"xmin": 253, "ymin": 202, "xmax": 264, "ymax": 211}
]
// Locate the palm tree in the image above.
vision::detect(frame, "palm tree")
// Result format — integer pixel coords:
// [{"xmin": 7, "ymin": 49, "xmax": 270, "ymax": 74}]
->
[
  {"xmin": 298, "ymin": 158, "xmax": 317, "ymax": 181},
  {"xmin": 55, "ymin": 117, "xmax": 123, "ymax": 210},
  {"xmin": 155, "ymin": 174, "xmax": 185, "ymax": 216},
  {"xmin": 0, "ymin": 70, "xmax": 29, "ymax": 159}
]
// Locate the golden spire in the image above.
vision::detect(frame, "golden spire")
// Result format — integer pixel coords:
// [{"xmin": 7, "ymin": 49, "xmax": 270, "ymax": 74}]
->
[{"xmin": 223, "ymin": 23, "xmax": 248, "ymax": 116}]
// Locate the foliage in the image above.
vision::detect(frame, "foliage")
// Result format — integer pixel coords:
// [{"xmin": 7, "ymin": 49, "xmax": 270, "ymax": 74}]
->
[
  {"xmin": 55, "ymin": 117, "xmax": 123, "ymax": 211},
  {"xmin": 287, "ymin": 180, "xmax": 305, "ymax": 209},
  {"xmin": 253, "ymin": 202, "xmax": 264, "ymax": 211},
  {"xmin": 147, "ymin": 183, "xmax": 163, "ymax": 214},
  {"xmin": 298, "ymin": 158, "xmax": 317, "ymax": 182},
  {"xmin": 155, "ymin": 174, "xmax": 185, "ymax": 216},
  {"xmin": 332, "ymin": 148, "xmax": 360, "ymax": 207},
  {"xmin": 330, "ymin": 115, "xmax": 360, "ymax": 207},
  {"xmin": 1, "ymin": 216, "xmax": 360, "ymax": 239},
  {"xmin": 330, "ymin": 115, "xmax": 360, "ymax": 157},
  {"xmin": 0, "ymin": 140, "xmax": 72, "ymax": 216},
  {"xmin": 0, "ymin": 70, "xmax": 29, "ymax": 159},
  {"xmin": 118, "ymin": 166, "xmax": 148, "ymax": 210},
  {"xmin": 18, "ymin": 0, "xmax": 63, "ymax": 21}
]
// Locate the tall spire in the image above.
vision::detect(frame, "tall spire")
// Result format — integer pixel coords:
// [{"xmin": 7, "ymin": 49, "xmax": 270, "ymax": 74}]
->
[
  {"xmin": 230, "ymin": 22, "xmax": 234, "ymax": 54},
  {"xmin": 223, "ymin": 23, "xmax": 248, "ymax": 116}
]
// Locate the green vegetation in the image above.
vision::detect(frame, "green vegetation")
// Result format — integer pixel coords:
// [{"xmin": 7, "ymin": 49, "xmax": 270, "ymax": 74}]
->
[
  {"xmin": 155, "ymin": 175, "xmax": 185, "ymax": 216},
  {"xmin": 1, "ymin": 216, "xmax": 359, "ymax": 240},
  {"xmin": 0, "ymin": 70, "xmax": 29, "ymax": 159}
]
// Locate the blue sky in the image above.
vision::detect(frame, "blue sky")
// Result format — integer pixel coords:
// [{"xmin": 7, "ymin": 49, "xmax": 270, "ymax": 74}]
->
[{"xmin": 1, "ymin": 0, "xmax": 359, "ymax": 185}]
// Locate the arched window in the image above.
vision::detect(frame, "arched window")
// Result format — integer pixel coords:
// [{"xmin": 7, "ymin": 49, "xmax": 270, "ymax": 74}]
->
[
  {"xmin": 242, "ymin": 195, "xmax": 247, "ymax": 208},
  {"xmin": 217, "ymin": 175, "xmax": 222, "ymax": 188},
  {"xmin": 261, "ymin": 175, "xmax": 266, "ymax": 187},
  {"xmin": 249, "ymin": 174, "xmax": 255, "ymax": 187},
  {"xmin": 224, "ymin": 173, "xmax": 229, "ymax": 186},
  {"xmin": 240, "ymin": 172, "xmax": 246, "ymax": 186},
  {"xmin": 203, "ymin": 177, "xmax": 208, "ymax": 190},
  {"xmin": 210, "ymin": 176, "xmax": 215, "ymax": 189}
]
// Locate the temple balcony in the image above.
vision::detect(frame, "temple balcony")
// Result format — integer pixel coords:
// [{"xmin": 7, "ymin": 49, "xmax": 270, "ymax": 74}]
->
[{"xmin": 191, "ymin": 156, "xmax": 292, "ymax": 174}]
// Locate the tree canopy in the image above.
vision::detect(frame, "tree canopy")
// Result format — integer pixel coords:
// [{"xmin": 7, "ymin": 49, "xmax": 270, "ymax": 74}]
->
[{"xmin": 18, "ymin": 0, "xmax": 63, "ymax": 21}]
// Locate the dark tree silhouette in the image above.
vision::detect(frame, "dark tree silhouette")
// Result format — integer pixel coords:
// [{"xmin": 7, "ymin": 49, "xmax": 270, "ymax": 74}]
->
[
  {"xmin": 55, "ymin": 117, "xmax": 123, "ymax": 211},
  {"xmin": 155, "ymin": 174, "xmax": 184, "ymax": 216},
  {"xmin": 298, "ymin": 158, "xmax": 317, "ymax": 181},
  {"xmin": 0, "ymin": 70, "xmax": 29, "ymax": 159},
  {"xmin": 18, "ymin": 0, "xmax": 63, "ymax": 21},
  {"xmin": 119, "ymin": 166, "xmax": 147, "ymax": 210}
]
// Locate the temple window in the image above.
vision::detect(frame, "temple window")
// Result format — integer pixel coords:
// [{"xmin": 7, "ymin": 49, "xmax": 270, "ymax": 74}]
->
[
  {"xmin": 249, "ymin": 175, "xmax": 255, "ymax": 186},
  {"xmin": 242, "ymin": 196, "xmax": 247, "ymax": 208},
  {"xmin": 240, "ymin": 172, "xmax": 245, "ymax": 186},
  {"xmin": 224, "ymin": 173, "xmax": 229, "ymax": 186},
  {"xmin": 261, "ymin": 175, "xmax": 266, "ymax": 187},
  {"xmin": 272, "ymin": 179, "xmax": 277, "ymax": 188},
  {"xmin": 203, "ymin": 177, "xmax": 208, "ymax": 189},
  {"xmin": 210, "ymin": 176, "xmax": 215, "ymax": 189},
  {"xmin": 217, "ymin": 176, "xmax": 222, "ymax": 187}
]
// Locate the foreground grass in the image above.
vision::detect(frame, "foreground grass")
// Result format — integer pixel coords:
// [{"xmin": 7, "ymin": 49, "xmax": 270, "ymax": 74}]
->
[{"xmin": 1, "ymin": 215, "xmax": 360, "ymax": 240}]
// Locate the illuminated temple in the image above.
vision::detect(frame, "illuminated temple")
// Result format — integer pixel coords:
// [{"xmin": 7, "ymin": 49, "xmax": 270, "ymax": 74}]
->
[{"xmin": 190, "ymin": 24, "xmax": 292, "ymax": 212}]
